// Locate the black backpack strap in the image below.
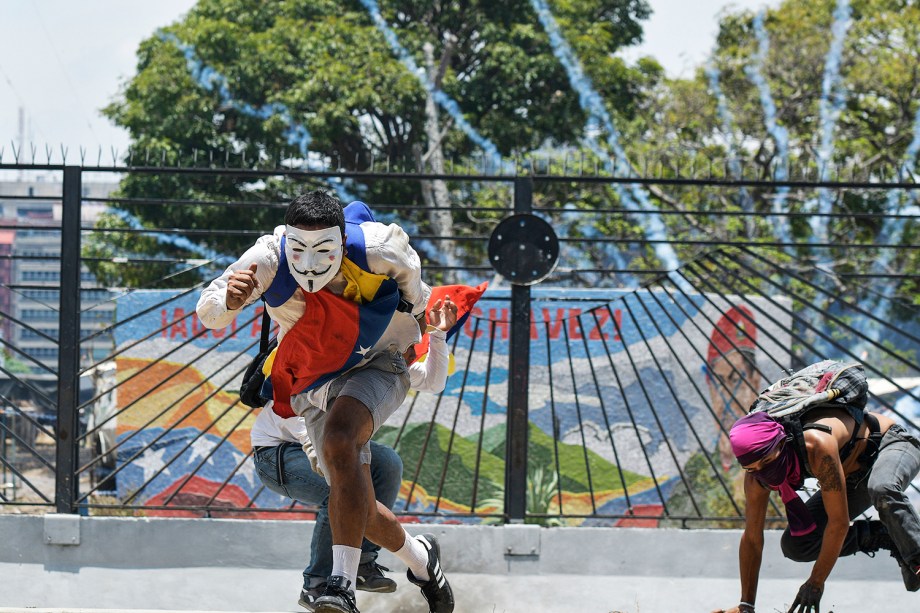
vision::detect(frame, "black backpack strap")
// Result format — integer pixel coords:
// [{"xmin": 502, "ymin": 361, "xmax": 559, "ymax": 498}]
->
[
  {"xmin": 788, "ymin": 421, "xmax": 813, "ymax": 480},
  {"xmin": 238, "ymin": 300, "xmax": 275, "ymax": 409},
  {"xmin": 396, "ymin": 293, "xmax": 414, "ymax": 313},
  {"xmin": 786, "ymin": 414, "xmax": 832, "ymax": 481},
  {"xmin": 838, "ymin": 409, "xmax": 871, "ymax": 463},
  {"xmin": 797, "ymin": 406, "xmax": 870, "ymax": 468},
  {"xmin": 259, "ymin": 299, "xmax": 271, "ymax": 353},
  {"xmin": 856, "ymin": 413, "xmax": 884, "ymax": 467},
  {"xmin": 797, "ymin": 422, "xmax": 833, "ymax": 478}
]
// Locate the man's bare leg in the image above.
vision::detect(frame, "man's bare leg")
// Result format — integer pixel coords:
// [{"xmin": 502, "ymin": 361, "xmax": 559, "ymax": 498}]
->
[
  {"xmin": 360, "ymin": 457, "xmax": 454, "ymax": 612},
  {"xmin": 319, "ymin": 395, "xmax": 454, "ymax": 612},
  {"xmin": 323, "ymin": 395, "xmax": 421, "ymax": 552},
  {"xmin": 312, "ymin": 396, "xmax": 376, "ymax": 612},
  {"xmin": 323, "ymin": 396, "xmax": 375, "ymax": 551},
  {"xmin": 363, "ymin": 473, "xmax": 409, "ymax": 550}
]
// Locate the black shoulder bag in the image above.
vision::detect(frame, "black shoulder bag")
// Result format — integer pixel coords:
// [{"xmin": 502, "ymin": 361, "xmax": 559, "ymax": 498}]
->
[{"xmin": 239, "ymin": 302, "xmax": 277, "ymax": 408}]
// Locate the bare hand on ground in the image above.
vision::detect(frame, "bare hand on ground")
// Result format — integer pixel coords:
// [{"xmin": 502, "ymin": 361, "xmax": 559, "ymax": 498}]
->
[
  {"xmin": 787, "ymin": 581, "xmax": 822, "ymax": 613},
  {"xmin": 226, "ymin": 263, "xmax": 259, "ymax": 310}
]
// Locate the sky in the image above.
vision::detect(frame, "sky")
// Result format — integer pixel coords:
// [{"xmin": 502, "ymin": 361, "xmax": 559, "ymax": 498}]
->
[{"xmin": 0, "ymin": 0, "xmax": 778, "ymax": 160}]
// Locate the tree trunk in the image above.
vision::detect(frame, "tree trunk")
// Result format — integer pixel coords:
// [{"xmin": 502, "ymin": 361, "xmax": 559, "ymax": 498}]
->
[{"xmin": 420, "ymin": 41, "xmax": 457, "ymax": 284}]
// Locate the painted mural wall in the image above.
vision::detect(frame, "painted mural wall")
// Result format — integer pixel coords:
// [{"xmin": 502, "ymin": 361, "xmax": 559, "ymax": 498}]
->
[{"xmin": 109, "ymin": 287, "xmax": 793, "ymax": 525}]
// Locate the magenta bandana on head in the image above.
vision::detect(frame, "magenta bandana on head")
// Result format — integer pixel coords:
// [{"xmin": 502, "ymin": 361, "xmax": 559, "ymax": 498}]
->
[{"xmin": 729, "ymin": 411, "xmax": 785, "ymax": 466}]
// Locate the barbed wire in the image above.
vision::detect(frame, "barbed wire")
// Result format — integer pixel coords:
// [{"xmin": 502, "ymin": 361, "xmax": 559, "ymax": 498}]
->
[{"xmin": 2, "ymin": 141, "xmax": 920, "ymax": 188}]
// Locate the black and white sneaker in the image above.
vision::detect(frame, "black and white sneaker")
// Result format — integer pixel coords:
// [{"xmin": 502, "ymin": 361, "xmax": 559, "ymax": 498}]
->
[
  {"xmin": 298, "ymin": 583, "xmax": 325, "ymax": 612},
  {"xmin": 313, "ymin": 575, "xmax": 359, "ymax": 613},
  {"xmin": 356, "ymin": 560, "xmax": 397, "ymax": 593},
  {"xmin": 406, "ymin": 533, "xmax": 454, "ymax": 613}
]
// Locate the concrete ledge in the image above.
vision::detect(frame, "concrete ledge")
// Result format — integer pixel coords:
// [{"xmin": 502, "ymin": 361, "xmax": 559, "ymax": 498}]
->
[
  {"xmin": 0, "ymin": 513, "xmax": 896, "ymax": 578},
  {"xmin": 1, "ymin": 514, "xmax": 914, "ymax": 612}
]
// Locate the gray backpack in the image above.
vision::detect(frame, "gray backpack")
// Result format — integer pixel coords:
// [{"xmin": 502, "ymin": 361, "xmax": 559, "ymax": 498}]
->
[{"xmin": 750, "ymin": 360, "xmax": 868, "ymax": 419}]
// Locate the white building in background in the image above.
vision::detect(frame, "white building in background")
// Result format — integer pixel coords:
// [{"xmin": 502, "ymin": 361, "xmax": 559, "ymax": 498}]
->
[{"xmin": 0, "ymin": 177, "xmax": 119, "ymax": 372}]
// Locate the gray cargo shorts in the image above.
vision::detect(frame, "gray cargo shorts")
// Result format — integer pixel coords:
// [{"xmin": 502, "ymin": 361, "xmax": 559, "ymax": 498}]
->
[{"xmin": 300, "ymin": 350, "xmax": 409, "ymax": 483}]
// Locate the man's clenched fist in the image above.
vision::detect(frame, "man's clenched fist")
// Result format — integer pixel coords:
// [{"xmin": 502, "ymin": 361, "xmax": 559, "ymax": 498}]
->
[{"xmin": 226, "ymin": 263, "xmax": 259, "ymax": 310}]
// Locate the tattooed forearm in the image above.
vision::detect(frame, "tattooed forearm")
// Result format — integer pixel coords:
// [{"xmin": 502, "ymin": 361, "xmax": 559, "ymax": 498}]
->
[{"xmin": 816, "ymin": 454, "xmax": 843, "ymax": 492}]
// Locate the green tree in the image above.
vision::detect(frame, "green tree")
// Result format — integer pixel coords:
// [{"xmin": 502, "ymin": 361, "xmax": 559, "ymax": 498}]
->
[
  {"xmin": 630, "ymin": 0, "xmax": 920, "ymax": 267},
  {"xmin": 627, "ymin": 0, "xmax": 919, "ymax": 371},
  {"xmin": 94, "ymin": 0, "xmax": 657, "ymax": 287}
]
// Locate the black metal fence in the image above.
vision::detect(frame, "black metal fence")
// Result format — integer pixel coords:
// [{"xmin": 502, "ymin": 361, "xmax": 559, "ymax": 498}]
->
[{"xmin": 0, "ymin": 159, "xmax": 917, "ymax": 528}]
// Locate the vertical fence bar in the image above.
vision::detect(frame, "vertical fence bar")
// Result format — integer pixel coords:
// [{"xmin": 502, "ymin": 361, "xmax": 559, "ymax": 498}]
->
[
  {"xmin": 55, "ymin": 166, "xmax": 82, "ymax": 513},
  {"xmin": 504, "ymin": 176, "xmax": 533, "ymax": 522}
]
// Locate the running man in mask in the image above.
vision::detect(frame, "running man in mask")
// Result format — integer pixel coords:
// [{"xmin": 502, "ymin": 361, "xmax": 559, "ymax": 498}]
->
[
  {"xmin": 712, "ymin": 407, "xmax": 920, "ymax": 613},
  {"xmin": 197, "ymin": 191, "xmax": 454, "ymax": 613},
  {"xmin": 250, "ymin": 295, "xmax": 458, "ymax": 612}
]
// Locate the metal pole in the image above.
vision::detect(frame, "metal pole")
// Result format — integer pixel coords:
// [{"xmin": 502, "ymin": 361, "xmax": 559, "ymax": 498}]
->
[
  {"xmin": 504, "ymin": 176, "xmax": 533, "ymax": 522},
  {"xmin": 55, "ymin": 166, "xmax": 82, "ymax": 513}
]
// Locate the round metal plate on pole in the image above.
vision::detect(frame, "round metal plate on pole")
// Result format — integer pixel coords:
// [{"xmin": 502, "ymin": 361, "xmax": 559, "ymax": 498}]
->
[{"xmin": 487, "ymin": 213, "xmax": 559, "ymax": 285}]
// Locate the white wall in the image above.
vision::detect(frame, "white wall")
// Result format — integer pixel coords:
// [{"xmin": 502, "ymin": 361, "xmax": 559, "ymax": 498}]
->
[{"xmin": 0, "ymin": 515, "xmax": 911, "ymax": 613}]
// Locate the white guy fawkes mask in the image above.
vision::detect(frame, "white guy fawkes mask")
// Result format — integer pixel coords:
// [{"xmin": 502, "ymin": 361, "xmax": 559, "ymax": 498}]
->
[{"xmin": 284, "ymin": 225, "xmax": 344, "ymax": 293}]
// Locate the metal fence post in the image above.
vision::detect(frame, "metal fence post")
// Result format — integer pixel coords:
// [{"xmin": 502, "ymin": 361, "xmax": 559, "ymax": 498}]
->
[
  {"xmin": 55, "ymin": 166, "xmax": 82, "ymax": 513},
  {"xmin": 505, "ymin": 176, "xmax": 533, "ymax": 523}
]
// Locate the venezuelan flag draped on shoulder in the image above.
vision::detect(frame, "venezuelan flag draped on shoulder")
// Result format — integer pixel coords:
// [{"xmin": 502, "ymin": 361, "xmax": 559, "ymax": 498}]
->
[{"xmin": 267, "ymin": 201, "xmax": 429, "ymax": 417}]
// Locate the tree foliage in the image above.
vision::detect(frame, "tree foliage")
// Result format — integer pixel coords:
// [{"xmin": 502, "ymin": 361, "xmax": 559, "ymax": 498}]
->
[
  {"xmin": 94, "ymin": 0, "xmax": 657, "ymax": 287},
  {"xmin": 627, "ymin": 0, "xmax": 918, "ymax": 283},
  {"xmin": 95, "ymin": 0, "xmax": 917, "ymax": 340},
  {"xmin": 625, "ymin": 0, "xmax": 919, "ymax": 365}
]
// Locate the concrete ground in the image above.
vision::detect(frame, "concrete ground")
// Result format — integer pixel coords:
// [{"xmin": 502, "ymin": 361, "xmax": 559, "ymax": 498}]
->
[
  {"xmin": 0, "ymin": 515, "xmax": 915, "ymax": 613},
  {"xmin": 0, "ymin": 569, "xmax": 914, "ymax": 612}
]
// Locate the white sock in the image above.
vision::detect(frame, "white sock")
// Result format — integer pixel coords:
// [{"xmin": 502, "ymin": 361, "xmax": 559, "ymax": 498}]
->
[
  {"xmin": 393, "ymin": 532, "xmax": 430, "ymax": 581},
  {"xmin": 331, "ymin": 545, "xmax": 361, "ymax": 590}
]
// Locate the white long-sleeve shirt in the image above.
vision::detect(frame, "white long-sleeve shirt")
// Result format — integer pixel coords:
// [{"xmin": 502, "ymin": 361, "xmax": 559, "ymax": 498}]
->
[
  {"xmin": 250, "ymin": 327, "xmax": 449, "ymax": 447},
  {"xmin": 196, "ymin": 223, "xmax": 430, "ymax": 352},
  {"xmin": 407, "ymin": 328, "xmax": 448, "ymax": 394}
]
